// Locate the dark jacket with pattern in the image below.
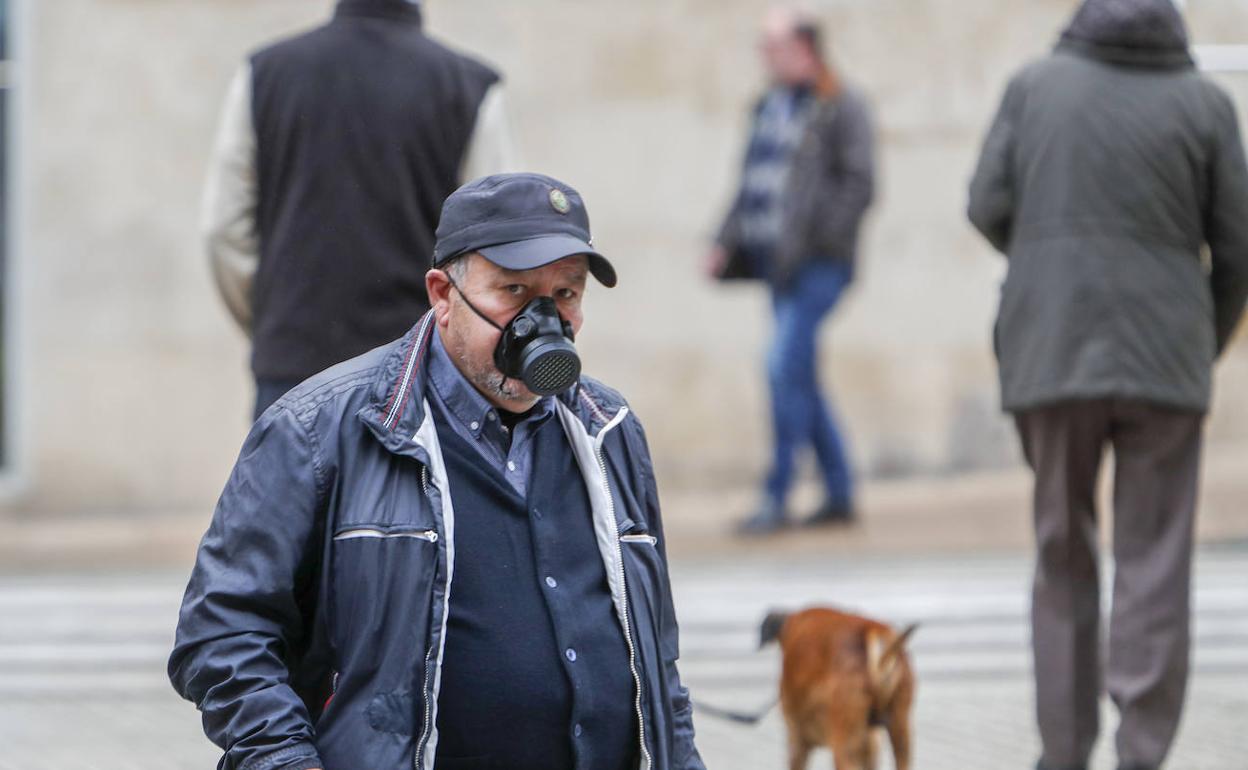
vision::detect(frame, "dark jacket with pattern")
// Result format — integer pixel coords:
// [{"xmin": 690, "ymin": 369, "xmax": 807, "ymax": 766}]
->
[
  {"xmin": 969, "ymin": 0, "xmax": 1248, "ymax": 413},
  {"xmin": 168, "ymin": 313, "xmax": 704, "ymax": 770},
  {"xmin": 717, "ymin": 85, "xmax": 875, "ymax": 289}
]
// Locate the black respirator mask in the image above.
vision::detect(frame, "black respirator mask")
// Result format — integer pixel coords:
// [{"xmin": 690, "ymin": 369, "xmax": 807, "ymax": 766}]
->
[{"xmin": 451, "ymin": 285, "xmax": 581, "ymax": 396}]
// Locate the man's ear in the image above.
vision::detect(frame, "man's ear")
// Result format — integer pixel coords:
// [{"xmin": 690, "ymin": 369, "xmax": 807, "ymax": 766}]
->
[{"xmin": 426, "ymin": 268, "xmax": 454, "ymax": 328}]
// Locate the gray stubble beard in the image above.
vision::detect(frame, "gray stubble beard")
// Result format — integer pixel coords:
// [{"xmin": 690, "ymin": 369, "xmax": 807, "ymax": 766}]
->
[{"xmin": 447, "ymin": 303, "xmax": 540, "ymax": 411}]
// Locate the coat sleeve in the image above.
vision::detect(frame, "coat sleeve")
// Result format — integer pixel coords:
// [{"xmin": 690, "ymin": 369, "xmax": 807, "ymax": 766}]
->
[
  {"xmin": 806, "ymin": 92, "xmax": 876, "ymax": 250},
  {"xmin": 168, "ymin": 403, "xmax": 327, "ymax": 770},
  {"xmin": 968, "ymin": 75, "xmax": 1023, "ymax": 254},
  {"xmin": 1205, "ymin": 90, "xmax": 1248, "ymax": 355},
  {"xmin": 714, "ymin": 98, "xmax": 766, "ymax": 256},
  {"xmin": 203, "ymin": 61, "xmax": 261, "ymax": 335},
  {"xmin": 626, "ymin": 414, "xmax": 706, "ymax": 770}
]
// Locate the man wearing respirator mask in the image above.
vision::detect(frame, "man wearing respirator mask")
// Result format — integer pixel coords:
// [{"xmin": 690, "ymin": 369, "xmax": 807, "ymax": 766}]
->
[{"xmin": 170, "ymin": 173, "xmax": 705, "ymax": 770}]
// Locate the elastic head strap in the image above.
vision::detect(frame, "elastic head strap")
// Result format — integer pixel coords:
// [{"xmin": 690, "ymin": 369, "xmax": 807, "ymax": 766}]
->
[{"xmin": 445, "ymin": 275, "xmax": 505, "ymax": 332}]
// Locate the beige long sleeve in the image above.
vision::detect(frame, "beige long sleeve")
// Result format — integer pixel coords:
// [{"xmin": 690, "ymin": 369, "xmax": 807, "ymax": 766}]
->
[
  {"xmin": 202, "ymin": 62, "xmax": 259, "ymax": 334},
  {"xmin": 459, "ymin": 82, "xmax": 519, "ymax": 183}
]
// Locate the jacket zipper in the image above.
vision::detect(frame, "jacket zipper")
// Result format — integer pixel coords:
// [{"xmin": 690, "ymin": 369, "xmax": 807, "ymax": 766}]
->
[
  {"xmin": 414, "ymin": 461, "xmax": 439, "ymax": 770},
  {"xmin": 596, "ymin": 439, "xmax": 653, "ymax": 770},
  {"xmin": 619, "ymin": 533, "xmax": 658, "ymax": 546},
  {"xmin": 413, "ymin": 644, "xmax": 437, "ymax": 770},
  {"xmin": 332, "ymin": 528, "xmax": 438, "ymax": 542}
]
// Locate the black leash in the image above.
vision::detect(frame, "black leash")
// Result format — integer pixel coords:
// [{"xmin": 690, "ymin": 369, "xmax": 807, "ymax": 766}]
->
[{"xmin": 691, "ymin": 697, "xmax": 778, "ymax": 725}]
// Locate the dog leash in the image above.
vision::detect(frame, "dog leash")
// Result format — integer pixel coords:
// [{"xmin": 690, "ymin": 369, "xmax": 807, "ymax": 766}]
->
[{"xmin": 691, "ymin": 697, "xmax": 778, "ymax": 725}]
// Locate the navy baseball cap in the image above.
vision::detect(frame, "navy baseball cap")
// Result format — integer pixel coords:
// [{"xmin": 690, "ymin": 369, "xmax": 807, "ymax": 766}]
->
[{"xmin": 431, "ymin": 173, "xmax": 617, "ymax": 287}]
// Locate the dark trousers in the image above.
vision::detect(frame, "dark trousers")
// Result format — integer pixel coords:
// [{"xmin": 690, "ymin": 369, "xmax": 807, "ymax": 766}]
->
[
  {"xmin": 253, "ymin": 378, "xmax": 302, "ymax": 421},
  {"xmin": 1015, "ymin": 399, "xmax": 1202, "ymax": 770},
  {"xmin": 764, "ymin": 262, "xmax": 854, "ymax": 508}
]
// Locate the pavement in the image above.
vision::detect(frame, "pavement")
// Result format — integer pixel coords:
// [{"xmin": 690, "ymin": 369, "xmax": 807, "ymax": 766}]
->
[
  {"xmin": 4, "ymin": 438, "xmax": 1248, "ymax": 569},
  {"xmin": 1, "ymin": 546, "xmax": 1246, "ymax": 769},
  {"xmin": 2, "ymin": 442, "xmax": 1246, "ymax": 768}
]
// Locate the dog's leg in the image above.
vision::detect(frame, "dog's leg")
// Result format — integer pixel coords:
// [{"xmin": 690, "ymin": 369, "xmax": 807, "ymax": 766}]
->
[
  {"xmin": 886, "ymin": 676, "xmax": 915, "ymax": 770},
  {"xmin": 886, "ymin": 716, "xmax": 911, "ymax": 770},
  {"xmin": 826, "ymin": 720, "xmax": 866, "ymax": 770},
  {"xmin": 785, "ymin": 719, "xmax": 812, "ymax": 770},
  {"xmin": 861, "ymin": 728, "xmax": 879, "ymax": 770}
]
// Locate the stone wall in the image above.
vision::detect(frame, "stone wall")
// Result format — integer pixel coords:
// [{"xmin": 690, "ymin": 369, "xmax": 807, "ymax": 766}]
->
[{"xmin": 8, "ymin": 0, "xmax": 1248, "ymax": 512}]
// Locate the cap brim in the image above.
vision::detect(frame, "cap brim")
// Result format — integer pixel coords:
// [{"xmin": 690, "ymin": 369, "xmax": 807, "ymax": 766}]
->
[{"xmin": 477, "ymin": 234, "xmax": 617, "ymax": 288}]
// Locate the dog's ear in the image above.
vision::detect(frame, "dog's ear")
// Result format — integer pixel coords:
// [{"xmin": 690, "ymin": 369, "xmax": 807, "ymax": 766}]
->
[{"xmin": 758, "ymin": 610, "xmax": 790, "ymax": 649}]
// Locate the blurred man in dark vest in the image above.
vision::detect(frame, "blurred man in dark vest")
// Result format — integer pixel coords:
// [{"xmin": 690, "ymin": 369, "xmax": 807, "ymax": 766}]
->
[
  {"xmin": 203, "ymin": 0, "xmax": 514, "ymax": 419},
  {"xmin": 969, "ymin": 2, "xmax": 1248, "ymax": 768}
]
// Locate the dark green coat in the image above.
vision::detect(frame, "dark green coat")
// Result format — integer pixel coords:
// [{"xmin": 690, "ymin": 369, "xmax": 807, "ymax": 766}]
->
[{"xmin": 968, "ymin": 0, "xmax": 1248, "ymax": 413}]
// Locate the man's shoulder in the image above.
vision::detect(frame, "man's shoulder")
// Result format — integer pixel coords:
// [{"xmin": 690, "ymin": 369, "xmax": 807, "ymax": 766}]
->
[
  {"xmin": 825, "ymin": 84, "xmax": 871, "ymax": 122},
  {"xmin": 1003, "ymin": 55, "xmax": 1061, "ymax": 93},
  {"xmin": 269, "ymin": 339, "xmax": 398, "ymax": 424},
  {"xmin": 249, "ymin": 21, "xmax": 336, "ymax": 66},
  {"xmin": 420, "ymin": 34, "xmax": 502, "ymax": 84}
]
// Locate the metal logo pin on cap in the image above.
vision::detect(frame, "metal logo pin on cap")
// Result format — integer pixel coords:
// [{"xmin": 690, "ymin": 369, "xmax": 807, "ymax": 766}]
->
[{"xmin": 549, "ymin": 188, "xmax": 571, "ymax": 214}]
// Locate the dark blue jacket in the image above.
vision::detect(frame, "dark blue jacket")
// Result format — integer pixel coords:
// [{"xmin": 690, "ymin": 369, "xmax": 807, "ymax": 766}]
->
[{"xmin": 169, "ymin": 313, "xmax": 704, "ymax": 770}]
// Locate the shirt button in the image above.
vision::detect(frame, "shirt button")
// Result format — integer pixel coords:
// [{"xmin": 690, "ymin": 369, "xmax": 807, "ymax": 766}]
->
[
  {"xmin": 545, "ymin": 576, "xmax": 558, "ymax": 588},
  {"xmin": 574, "ymin": 723, "xmax": 583, "ymax": 738},
  {"xmin": 532, "ymin": 508, "xmax": 543, "ymax": 519},
  {"xmin": 507, "ymin": 461, "xmax": 517, "ymax": 472},
  {"xmin": 486, "ymin": 412, "xmax": 497, "ymax": 422},
  {"xmin": 565, "ymin": 648, "xmax": 577, "ymax": 662},
  {"xmin": 469, "ymin": 421, "xmax": 480, "ymax": 431}
]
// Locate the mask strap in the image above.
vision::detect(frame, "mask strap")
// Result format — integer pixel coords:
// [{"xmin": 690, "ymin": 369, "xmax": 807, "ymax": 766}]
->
[
  {"xmin": 445, "ymin": 276, "xmax": 505, "ymax": 332},
  {"xmin": 445, "ymin": 275, "xmax": 516, "ymax": 392}
]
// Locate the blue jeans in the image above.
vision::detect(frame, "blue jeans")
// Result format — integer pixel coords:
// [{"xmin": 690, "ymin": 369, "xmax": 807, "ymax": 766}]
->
[{"xmin": 765, "ymin": 262, "xmax": 854, "ymax": 508}]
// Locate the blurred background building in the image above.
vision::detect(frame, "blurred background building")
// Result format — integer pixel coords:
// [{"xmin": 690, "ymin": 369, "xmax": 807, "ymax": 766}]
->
[{"xmin": 2, "ymin": 0, "xmax": 1247, "ymax": 517}]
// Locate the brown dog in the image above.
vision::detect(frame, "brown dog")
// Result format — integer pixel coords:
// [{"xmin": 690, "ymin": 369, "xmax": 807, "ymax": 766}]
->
[{"xmin": 760, "ymin": 607, "xmax": 917, "ymax": 770}]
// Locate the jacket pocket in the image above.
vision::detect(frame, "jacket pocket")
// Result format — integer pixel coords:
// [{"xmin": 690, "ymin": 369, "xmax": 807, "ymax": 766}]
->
[
  {"xmin": 366, "ymin": 689, "xmax": 419, "ymax": 736},
  {"xmin": 619, "ymin": 532, "xmax": 658, "ymax": 546},
  {"xmin": 328, "ymin": 523, "xmax": 440, "ymax": 681},
  {"xmin": 333, "ymin": 526, "xmax": 438, "ymax": 542},
  {"xmin": 619, "ymin": 529, "xmax": 679, "ymax": 662}
]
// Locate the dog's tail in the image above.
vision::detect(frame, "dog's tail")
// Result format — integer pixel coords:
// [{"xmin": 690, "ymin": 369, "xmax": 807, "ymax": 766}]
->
[
  {"xmin": 692, "ymin": 697, "xmax": 778, "ymax": 725},
  {"xmin": 866, "ymin": 622, "xmax": 918, "ymax": 699}
]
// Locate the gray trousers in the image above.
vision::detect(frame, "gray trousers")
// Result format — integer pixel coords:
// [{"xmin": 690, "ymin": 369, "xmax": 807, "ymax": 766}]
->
[{"xmin": 1015, "ymin": 399, "xmax": 1202, "ymax": 770}]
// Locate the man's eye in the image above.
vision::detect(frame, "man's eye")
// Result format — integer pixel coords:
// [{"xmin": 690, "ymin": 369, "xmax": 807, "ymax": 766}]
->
[
  {"xmin": 504, "ymin": 285, "xmax": 526, "ymax": 296},
  {"xmin": 556, "ymin": 288, "xmax": 578, "ymax": 300}
]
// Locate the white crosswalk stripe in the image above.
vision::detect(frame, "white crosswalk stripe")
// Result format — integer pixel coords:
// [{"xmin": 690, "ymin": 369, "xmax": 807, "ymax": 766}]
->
[
  {"xmin": 0, "ymin": 548, "xmax": 1244, "ymax": 769},
  {"xmin": 671, "ymin": 549, "xmax": 1248, "ymax": 695},
  {"xmin": 2, "ymin": 550, "xmax": 1243, "ymax": 698}
]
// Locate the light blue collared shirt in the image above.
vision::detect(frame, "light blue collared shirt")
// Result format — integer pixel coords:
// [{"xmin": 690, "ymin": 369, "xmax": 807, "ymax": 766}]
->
[{"xmin": 427, "ymin": 330, "xmax": 555, "ymax": 497}]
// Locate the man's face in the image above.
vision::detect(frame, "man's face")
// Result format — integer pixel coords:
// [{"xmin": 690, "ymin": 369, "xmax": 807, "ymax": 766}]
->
[
  {"xmin": 428, "ymin": 252, "xmax": 589, "ymax": 412},
  {"xmin": 760, "ymin": 9, "xmax": 817, "ymax": 86}
]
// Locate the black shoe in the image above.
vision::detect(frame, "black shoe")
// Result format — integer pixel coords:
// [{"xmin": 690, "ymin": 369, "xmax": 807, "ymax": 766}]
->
[
  {"xmin": 801, "ymin": 500, "xmax": 855, "ymax": 527},
  {"xmin": 735, "ymin": 503, "xmax": 789, "ymax": 535}
]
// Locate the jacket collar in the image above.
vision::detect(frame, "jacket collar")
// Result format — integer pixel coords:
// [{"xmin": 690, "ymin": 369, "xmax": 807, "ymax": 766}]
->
[
  {"xmin": 1057, "ymin": 0, "xmax": 1193, "ymax": 69},
  {"xmin": 334, "ymin": 0, "xmax": 423, "ymax": 26},
  {"xmin": 359, "ymin": 312, "xmax": 438, "ymax": 457},
  {"xmin": 360, "ymin": 311, "xmax": 623, "ymax": 454},
  {"xmin": 1056, "ymin": 36, "xmax": 1194, "ymax": 69}
]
